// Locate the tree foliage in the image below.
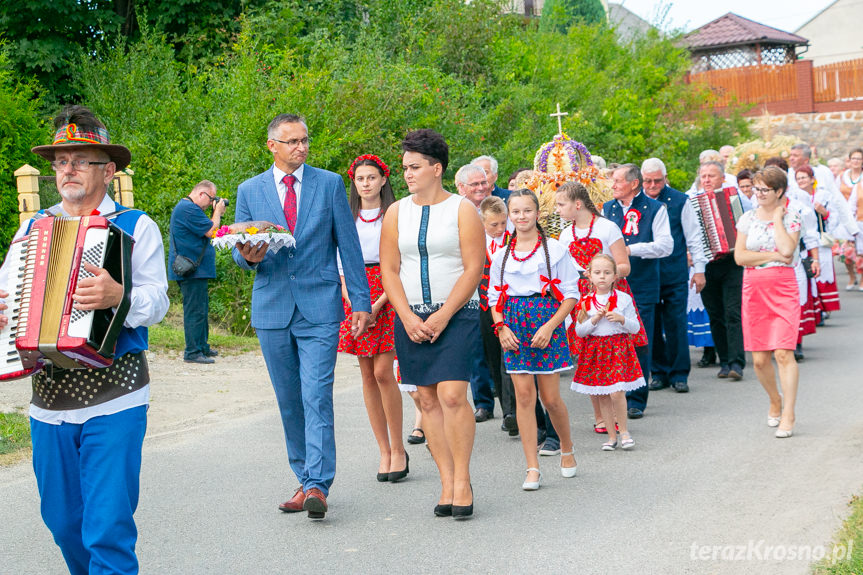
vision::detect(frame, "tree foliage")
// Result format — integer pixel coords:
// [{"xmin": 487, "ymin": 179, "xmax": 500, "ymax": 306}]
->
[{"xmin": 4, "ymin": 0, "xmax": 748, "ymax": 332}]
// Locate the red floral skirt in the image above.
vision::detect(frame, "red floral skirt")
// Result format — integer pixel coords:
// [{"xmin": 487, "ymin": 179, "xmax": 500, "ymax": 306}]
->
[
  {"xmin": 567, "ymin": 277, "xmax": 648, "ymax": 358},
  {"xmin": 337, "ymin": 264, "xmax": 395, "ymax": 356},
  {"xmin": 571, "ymin": 333, "xmax": 645, "ymax": 394}
]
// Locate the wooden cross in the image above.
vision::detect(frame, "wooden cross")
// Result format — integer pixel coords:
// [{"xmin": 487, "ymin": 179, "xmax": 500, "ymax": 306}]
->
[{"xmin": 550, "ymin": 102, "xmax": 568, "ymax": 135}]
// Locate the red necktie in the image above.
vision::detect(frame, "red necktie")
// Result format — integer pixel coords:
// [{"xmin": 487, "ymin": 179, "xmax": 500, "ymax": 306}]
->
[{"xmin": 282, "ymin": 174, "xmax": 297, "ymax": 232}]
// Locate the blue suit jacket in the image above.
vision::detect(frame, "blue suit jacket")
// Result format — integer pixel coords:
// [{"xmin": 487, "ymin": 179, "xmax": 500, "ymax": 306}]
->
[{"xmin": 232, "ymin": 165, "xmax": 371, "ymax": 329}]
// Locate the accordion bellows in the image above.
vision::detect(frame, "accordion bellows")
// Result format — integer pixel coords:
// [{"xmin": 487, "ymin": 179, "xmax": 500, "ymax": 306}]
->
[{"xmin": 1, "ymin": 215, "xmax": 133, "ymax": 381}]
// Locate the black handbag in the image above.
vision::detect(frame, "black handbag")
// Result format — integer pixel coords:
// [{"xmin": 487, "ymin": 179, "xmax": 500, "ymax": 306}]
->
[
  {"xmin": 799, "ymin": 237, "xmax": 815, "ymax": 279},
  {"xmin": 171, "ymin": 199, "xmax": 209, "ymax": 277}
]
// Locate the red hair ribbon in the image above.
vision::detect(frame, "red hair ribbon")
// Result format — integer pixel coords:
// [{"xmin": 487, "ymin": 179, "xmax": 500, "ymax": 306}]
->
[
  {"xmin": 494, "ymin": 284, "xmax": 509, "ymax": 313},
  {"xmin": 348, "ymin": 154, "xmax": 390, "ymax": 179},
  {"xmin": 540, "ymin": 275, "xmax": 564, "ymax": 302}
]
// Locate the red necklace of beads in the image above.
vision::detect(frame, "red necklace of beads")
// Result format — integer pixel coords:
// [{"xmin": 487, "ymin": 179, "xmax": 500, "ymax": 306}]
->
[
  {"xmin": 358, "ymin": 209, "xmax": 382, "ymax": 223},
  {"xmin": 509, "ymin": 235, "xmax": 542, "ymax": 262},
  {"xmin": 576, "ymin": 215, "xmax": 596, "ymax": 242}
]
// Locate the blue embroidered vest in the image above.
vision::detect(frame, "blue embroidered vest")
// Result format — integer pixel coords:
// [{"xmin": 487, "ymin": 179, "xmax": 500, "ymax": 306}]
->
[
  {"xmin": 603, "ymin": 192, "xmax": 662, "ymax": 304},
  {"xmin": 27, "ymin": 202, "xmax": 148, "ymax": 359},
  {"xmin": 656, "ymin": 186, "xmax": 689, "ymax": 286}
]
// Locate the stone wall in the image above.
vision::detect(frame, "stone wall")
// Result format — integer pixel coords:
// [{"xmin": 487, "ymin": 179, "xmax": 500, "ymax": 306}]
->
[{"xmin": 750, "ymin": 110, "xmax": 863, "ymax": 162}]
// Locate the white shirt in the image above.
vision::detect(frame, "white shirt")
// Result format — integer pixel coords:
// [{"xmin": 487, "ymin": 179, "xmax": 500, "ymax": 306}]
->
[
  {"xmin": 486, "ymin": 232, "xmax": 509, "ymax": 257},
  {"xmin": 605, "ymin": 194, "xmax": 674, "ymax": 260},
  {"xmin": 680, "ymin": 200, "xmax": 709, "ymax": 273},
  {"xmin": 788, "ymin": 186, "xmax": 856, "ymax": 241},
  {"xmin": 0, "ymin": 194, "xmax": 169, "ymax": 424},
  {"xmin": 575, "ymin": 290, "xmax": 641, "ymax": 337},
  {"xmin": 557, "ymin": 217, "xmax": 623, "ymax": 272},
  {"xmin": 337, "ymin": 208, "xmax": 382, "ymax": 273},
  {"xmin": 487, "ymin": 237, "xmax": 580, "ymax": 308},
  {"xmin": 273, "ymin": 163, "xmax": 304, "ymax": 210}
]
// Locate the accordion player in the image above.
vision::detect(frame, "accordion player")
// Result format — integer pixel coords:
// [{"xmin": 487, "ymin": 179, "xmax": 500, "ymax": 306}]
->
[
  {"xmin": 689, "ymin": 186, "xmax": 746, "ymax": 261},
  {"xmin": 0, "ymin": 215, "xmax": 133, "ymax": 381}
]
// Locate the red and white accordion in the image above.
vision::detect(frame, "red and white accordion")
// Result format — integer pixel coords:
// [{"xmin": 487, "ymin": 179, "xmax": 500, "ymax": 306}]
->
[
  {"xmin": 1, "ymin": 215, "xmax": 133, "ymax": 381},
  {"xmin": 689, "ymin": 186, "xmax": 745, "ymax": 261}
]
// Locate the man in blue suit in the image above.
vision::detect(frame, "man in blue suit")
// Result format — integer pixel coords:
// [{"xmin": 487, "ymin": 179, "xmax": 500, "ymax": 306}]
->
[
  {"xmin": 232, "ymin": 114, "xmax": 371, "ymax": 519},
  {"xmin": 472, "ymin": 155, "xmax": 511, "ymax": 203}
]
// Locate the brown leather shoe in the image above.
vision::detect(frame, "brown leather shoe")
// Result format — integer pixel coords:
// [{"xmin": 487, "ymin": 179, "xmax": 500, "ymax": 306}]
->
[
  {"xmin": 303, "ymin": 488, "xmax": 328, "ymax": 519},
  {"xmin": 278, "ymin": 487, "xmax": 306, "ymax": 513}
]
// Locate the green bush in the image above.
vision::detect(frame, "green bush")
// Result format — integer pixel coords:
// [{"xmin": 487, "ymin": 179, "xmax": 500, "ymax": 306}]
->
[
  {"xmin": 60, "ymin": 0, "xmax": 747, "ymax": 334},
  {"xmin": 0, "ymin": 46, "xmax": 46, "ymax": 262}
]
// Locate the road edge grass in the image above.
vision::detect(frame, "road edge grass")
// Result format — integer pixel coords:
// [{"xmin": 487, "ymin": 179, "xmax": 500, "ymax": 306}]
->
[
  {"xmin": 149, "ymin": 302, "xmax": 259, "ymax": 355},
  {"xmin": 812, "ymin": 493, "xmax": 863, "ymax": 574},
  {"xmin": 0, "ymin": 411, "xmax": 31, "ymax": 466}
]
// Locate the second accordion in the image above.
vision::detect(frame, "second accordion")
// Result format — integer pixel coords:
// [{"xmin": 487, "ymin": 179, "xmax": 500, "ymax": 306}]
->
[
  {"xmin": 689, "ymin": 187, "xmax": 745, "ymax": 261},
  {"xmin": 1, "ymin": 215, "xmax": 134, "ymax": 381}
]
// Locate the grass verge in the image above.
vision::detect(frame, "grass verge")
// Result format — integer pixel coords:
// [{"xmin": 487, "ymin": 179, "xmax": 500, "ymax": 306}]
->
[
  {"xmin": 0, "ymin": 411, "xmax": 31, "ymax": 466},
  {"xmin": 812, "ymin": 494, "xmax": 862, "ymax": 574},
  {"xmin": 149, "ymin": 302, "xmax": 259, "ymax": 355}
]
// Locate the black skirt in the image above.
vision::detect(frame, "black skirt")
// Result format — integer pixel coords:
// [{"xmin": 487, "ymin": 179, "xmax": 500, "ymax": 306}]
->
[{"xmin": 394, "ymin": 304, "xmax": 479, "ymax": 387}]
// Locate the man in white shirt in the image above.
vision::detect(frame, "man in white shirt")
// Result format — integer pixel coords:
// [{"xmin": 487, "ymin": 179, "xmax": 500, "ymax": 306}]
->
[{"xmin": 0, "ymin": 105, "xmax": 168, "ymax": 574}]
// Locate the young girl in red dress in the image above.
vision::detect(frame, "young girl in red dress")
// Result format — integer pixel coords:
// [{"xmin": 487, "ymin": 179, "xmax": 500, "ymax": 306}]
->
[
  {"xmin": 338, "ymin": 154, "xmax": 407, "ymax": 482},
  {"xmin": 555, "ymin": 182, "xmax": 646, "ymax": 434},
  {"xmin": 572, "ymin": 254, "xmax": 645, "ymax": 451}
]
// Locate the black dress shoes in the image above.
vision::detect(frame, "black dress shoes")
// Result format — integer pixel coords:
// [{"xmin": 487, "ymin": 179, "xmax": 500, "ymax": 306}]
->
[
  {"xmin": 672, "ymin": 381, "xmax": 689, "ymax": 393},
  {"xmin": 648, "ymin": 378, "xmax": 669, "ymax": 391},
  {"xmin": 388, "ymin": 453, "xmax": 409, "ymax": 482},
  {"xmin": 697, "ymin": 347, "xmax": 717, "ymax": 368},
  {"xmin": 184, "ymin": 354, "xmax": 214, "ymax": 364},
  {"xmin": 503, "ymin": 413, "xmax": 519, "ymax": 437},
  {"xmin": 452, "ymin": 485, "xmax": 473, "ymax": 520},
  {"xmin": 627, "ymin": 407, "xmax": 644, "ymax": 419},
  {"xmin": 205, "ymin": 348, "xmax": 219, "ymax": 357},
  {"xmin": 474, "ymin": 408, "xmax": 492, "ymax": 423}
]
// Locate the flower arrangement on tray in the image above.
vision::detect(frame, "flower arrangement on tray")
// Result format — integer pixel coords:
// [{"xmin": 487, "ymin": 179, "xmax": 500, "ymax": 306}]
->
[
  {"xmin": 211, "ymin": 221, "xmax": 295, "ymax": 253},
  {"xmin": 518, "ymin": 132, "xmax": 613, "ymax": 239}
]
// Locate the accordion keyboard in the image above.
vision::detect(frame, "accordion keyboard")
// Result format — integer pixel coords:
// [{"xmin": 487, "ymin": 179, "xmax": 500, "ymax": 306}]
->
[
  {"xmin": 1, "ymin": 239, "xmax": 31, "ymax": 379},
  {"xmin": 66, "ymin": 228, "xmax": 109, "ymax": 338}
]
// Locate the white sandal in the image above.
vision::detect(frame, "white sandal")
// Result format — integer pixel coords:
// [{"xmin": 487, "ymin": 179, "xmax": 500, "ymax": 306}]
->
[
  {"xmin": 522, "ymin": 468, "xmax": 542, "ymax": 490},
  {"xmin": 560, "ymin": 451, "xmax": 577, "ymax": 478}
]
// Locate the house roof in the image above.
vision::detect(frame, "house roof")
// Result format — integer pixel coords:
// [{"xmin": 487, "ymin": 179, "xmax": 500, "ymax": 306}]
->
[{"xmin": 680, "ymin": 12, "xmax": 808, "ymax": 51}]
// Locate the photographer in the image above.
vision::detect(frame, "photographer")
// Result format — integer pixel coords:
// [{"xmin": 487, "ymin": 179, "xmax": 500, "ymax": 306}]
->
[{"xmin": 168, "ymin": 180, "xmax": 227, "ymax": 363}]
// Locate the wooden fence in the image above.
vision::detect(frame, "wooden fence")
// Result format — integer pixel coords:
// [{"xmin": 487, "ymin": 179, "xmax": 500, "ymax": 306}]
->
[
  {"xmin": 688, "ymin": 58, "xmax": 863, "ymax": 115},
  {"xmin": 813, "ymin": 58, "xmax": 863, "ymax": 103}
]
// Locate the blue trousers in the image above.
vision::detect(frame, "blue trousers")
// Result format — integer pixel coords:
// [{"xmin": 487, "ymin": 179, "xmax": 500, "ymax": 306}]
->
[
  {"xmin": 469, "ymin": 329, "xmax": 496, "ymax": 413},
  {"xmin": 177, "ymin": 278, "xmax": 210, "ymax": 359},
  {"xmin": 257, "ymin": 309, "xmax": 340, "ymax": 496},
  {"xmin": 627, "ymin": 301, "xmax": 655, "ymax": 411},
  {"xmin": 652, "ymin": 281, "xmax": 691, "ymax": 384},
  {"xmin": 31, "ymin": 405, "xmax": 147, "ymax": 575}
]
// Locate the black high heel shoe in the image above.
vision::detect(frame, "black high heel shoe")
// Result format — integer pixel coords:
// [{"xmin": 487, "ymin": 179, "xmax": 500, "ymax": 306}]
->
[
  {"xmin": 376, "ymin": 472, "xmax": 390, "ymax": 482},
  {"xmin": 388, "ymin": 453, "xmax": 409, "ymax": 482},
  {"xmin": 452, "ymin": 484, "xmax": 473, "ymax": 520},
  {"xmin": 433, "ymin": 504, "xmax": 452, "ymax": 517}
]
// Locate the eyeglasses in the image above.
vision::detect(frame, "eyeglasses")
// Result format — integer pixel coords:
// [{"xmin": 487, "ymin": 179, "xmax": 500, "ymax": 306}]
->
[
  {"xmin": 270, "ymin": 137, "xmax": 310, "ymax": 148},
  {"xmin": 643, "ymin": 178, "xmax": 665, "ymax": 185},
  {"xmin": 464, "ymin": 181, "xmax": 487, "ymax": 189},
  {"xmin": 50, "ymin": 159, "xmax": 109, "ymax": 172},
  {"xmin": 753, "ymin": 186, "xmax": 775, "ymax": 195}
]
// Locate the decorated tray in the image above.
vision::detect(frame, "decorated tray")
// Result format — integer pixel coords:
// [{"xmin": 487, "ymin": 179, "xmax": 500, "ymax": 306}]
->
[{"xmin": 211, "ymin": 222, "xmax": 295, "ymax": 253}]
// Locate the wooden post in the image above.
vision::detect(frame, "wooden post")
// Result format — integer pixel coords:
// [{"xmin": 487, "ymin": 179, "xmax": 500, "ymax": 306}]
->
[
  {"xmin": 15, "ymin": 164, "xmax": 40, "ymax": 224},
  {"xmin": 113, "ymin": 167, "xmax": 134, "ymax": 207}
]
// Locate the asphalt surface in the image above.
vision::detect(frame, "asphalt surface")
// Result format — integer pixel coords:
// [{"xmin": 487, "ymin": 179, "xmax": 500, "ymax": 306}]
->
[{"xmin": 2, "ymin": 277, "xmax": 862, "ymax": 575}]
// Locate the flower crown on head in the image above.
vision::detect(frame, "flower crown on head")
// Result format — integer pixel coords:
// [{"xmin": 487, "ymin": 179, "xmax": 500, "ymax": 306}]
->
[{"xmin": 348, "ymin": 154, "xmax": 390, "ymax": 180}]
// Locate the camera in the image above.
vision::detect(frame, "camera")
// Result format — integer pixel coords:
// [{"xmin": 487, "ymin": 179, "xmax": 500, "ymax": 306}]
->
[{"xmin": 214, "ymin": 196, "xmax": 230, "ymax": 207}]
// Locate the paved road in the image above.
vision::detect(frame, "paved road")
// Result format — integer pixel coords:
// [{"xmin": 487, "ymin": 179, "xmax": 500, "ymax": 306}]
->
[{"xmin": 2, "ymin": 281, "xmax": 862, "ymax": 574}]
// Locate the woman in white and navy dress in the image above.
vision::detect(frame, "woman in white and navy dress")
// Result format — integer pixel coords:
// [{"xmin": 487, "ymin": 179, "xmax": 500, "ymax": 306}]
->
[
  {"xmin": 488, "ymin": 189, "xmax": 579, "ymax": 491},
  {"xmin": 380, "ymin": 129, "xmax": 485, "ymax": 519}
]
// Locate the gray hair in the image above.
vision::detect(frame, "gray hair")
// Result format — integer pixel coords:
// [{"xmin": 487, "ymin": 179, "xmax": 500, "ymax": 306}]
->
[
  {"xmin": 455, "ymin": 163, "xmax": 487, "ymax": 185},
  {"xmin": 699, "ymin": 161, "xmax": 725, "ymax": 176},
  {"xmin": 791, "ymin": 143, "xmax": 812, "ymax": 159},
  {"xmin": 615, "ymin": 163, "xmax": 643, "ymax": 189},
  {"xmin": 192, "ymin": 180, "xmax": 216, "ymax": 194},
  {"xmin": 827, "ymin": 157, "xmax": 843, "ymax": 167},
  {"xmin": 471, "ymin": 155, "xmax": 498, "ymax": 175},
  {"xmin": 641, "ymin": 158, "xmax": 667, "ymax": 176},
  {"xmin": 719, "ymin": 145, "xmax": 735, "ymax": 155},
  {"xmin": 591, "ymin": 155, "xmax": 607, "ymax": 169},
  {"xmin": 267, "ymin": 113, "xmax": 306, "ymax": 139},
  {"xmin": 699, "ymin": 149, "xmax": 721, "ymax": 163}
]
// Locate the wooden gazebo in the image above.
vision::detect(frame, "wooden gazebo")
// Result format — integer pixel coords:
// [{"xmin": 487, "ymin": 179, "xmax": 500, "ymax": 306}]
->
[{"xmin": 680, "ymin": 13, "xmax": 808, "ymax": 72}]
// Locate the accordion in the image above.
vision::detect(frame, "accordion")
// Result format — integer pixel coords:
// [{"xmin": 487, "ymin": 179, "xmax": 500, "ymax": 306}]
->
[
  {"xmin": 690, "ymin": 187, "xmax": 745, "ymax": 261},
  {"xmin": 1, "ymin": 215, "xmax": 133, "ymax": 381}
]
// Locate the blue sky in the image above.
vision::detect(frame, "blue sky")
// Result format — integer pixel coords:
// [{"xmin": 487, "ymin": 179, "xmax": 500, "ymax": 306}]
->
[{"xmin": 617, "ymin": 0, "xmax": 835, "ymax": 33}]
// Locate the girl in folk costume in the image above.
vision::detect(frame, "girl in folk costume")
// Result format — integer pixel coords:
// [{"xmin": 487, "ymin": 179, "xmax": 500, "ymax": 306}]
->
[
  {"xmin": 794, "ymin": 165, "xmax": 856, "ymax": 313},
  {"xmin": 572, "ymin": 254, "xmax": 644, "ymax": 450},
  {"xmin": 839, "ymin": 148, "xmax": 863, "ymax": 290},
  {"xmin": 554, "ymin": 182, "xmax": 647, "ymax": 434},
  {"xmin": 488, "ymin": 190, "xmax": 579, "ymax": 490},
  {"xmin": 337, "ymin": 154, "xmax": 407, "ymax": 482}
]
